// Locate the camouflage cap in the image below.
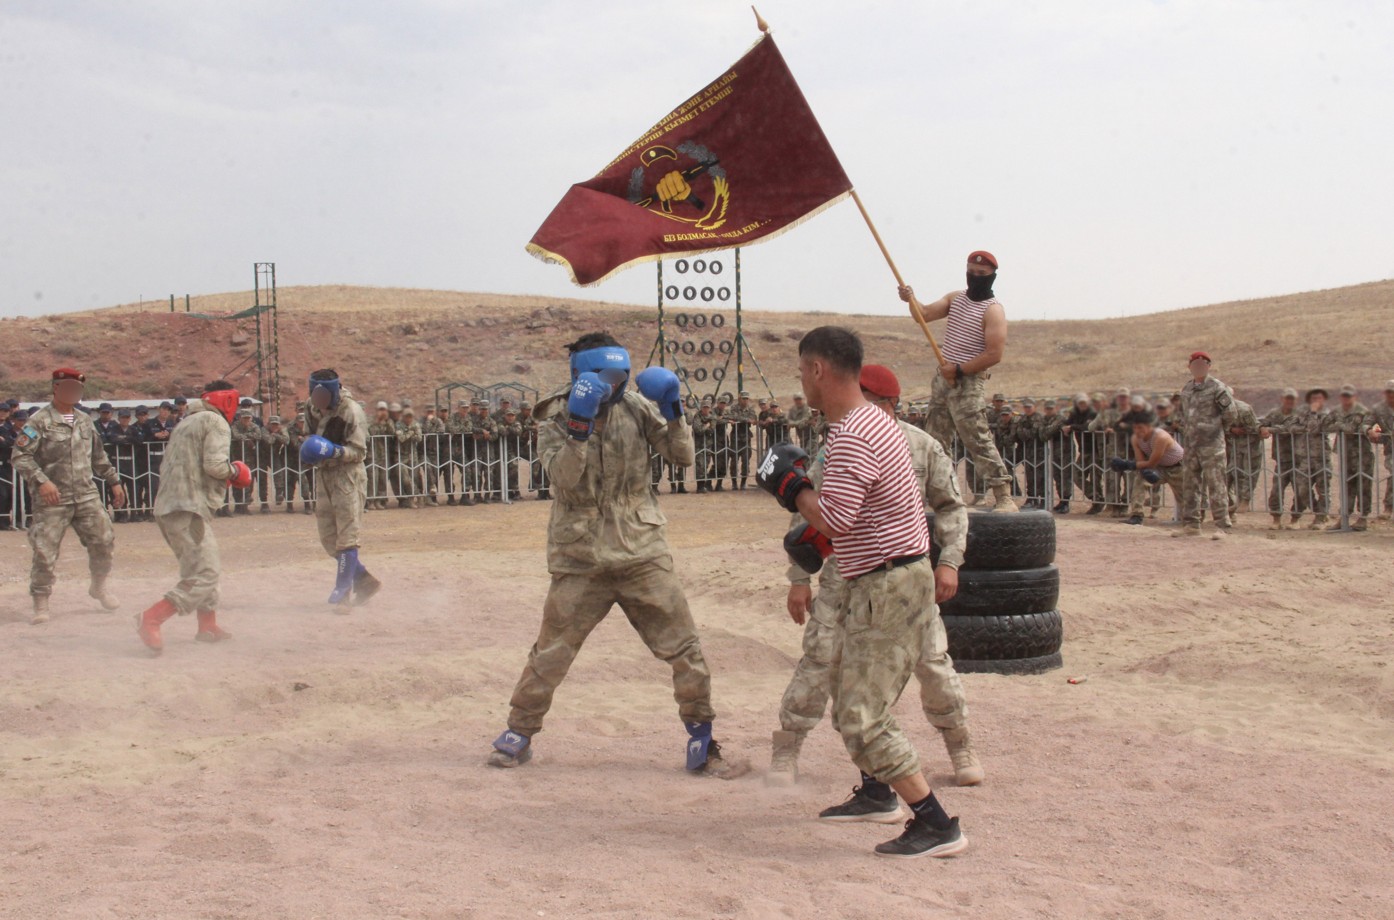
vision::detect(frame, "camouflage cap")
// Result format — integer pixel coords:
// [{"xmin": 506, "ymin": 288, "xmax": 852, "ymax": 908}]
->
[
  {"xmin": 1091, "ymin": 392, "xmax": 1106, "ymax": 402},
  {"xmin": 793, "ymin": 393, "xmax": 804, "ymax": 400},
  {"xmin": 769, "ymin": 400, "xmax": 779, "ymax": 407},
  {"xmin": 520, "ymin": 402, "xmax": 533, "ymax": 410},
  {"xmin": 389, "ymin": 401, "xmax": 402, "ymax": 412},
  {"xmin": 991, "ymin": 393, "xmax": 1006, "ymax": 401},
  {"xmin": 1130, "ymin": 394, "xmax": 1146, "ymax": 408},
  {"xmin": 1339, "ymin": 384, "xmax": 1357, "ymax": 396},
  {"xmin": 718, "ymin": 394, "xmax": 732, "ymax": 403},
  {"xmin": 268, "ymin": 415, "xmax": 282, "ymax": 425},
  {"xmin": 1021, "ymin": 397, "xmax": 1035, "ymax": 407},
  {"xmin": 401, "ymin": 406, "xmax": 414, "ymax": 416},
  {"xmin": 1281, "ymin": 387, "xmax": 1299, "ymax": 399},
  {"xmin": 1073, "ymin": 392, "xmax": 1089, "ymax": 403},
  {"xmin": 376, "ymin": 401, "xmax": 389, "ymax": 410},
  {"xmin": 1115, "ymin": 387, "xmax": 1131, "ymax": 398},
  {"xmin": 1384, "ymin": 379, "xmax": 1394, "ymax": 392},
  {"xmin": 473, "ymin": 398, "xmax": 490, "ymax": 407},
  {"xmin": 235, "ymin": 409, "xmax": 251, "ymax": 419},
  {"xmin": 401, "ymin": 399, "xmax": 413, "ymax": 408},
  {"xmin": 738, "ymin": 391, "xmax": 751, "ymax": 398}
]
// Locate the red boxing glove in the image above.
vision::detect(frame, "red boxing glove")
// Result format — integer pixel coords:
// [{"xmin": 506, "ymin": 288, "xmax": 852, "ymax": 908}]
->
[
  {"xmin": 229, "ymin": 461, "xmax": 252, "ymax": 489},
  {"xmin": 784, "ymin": 524, "xmax": 834, "ymax": 574}
]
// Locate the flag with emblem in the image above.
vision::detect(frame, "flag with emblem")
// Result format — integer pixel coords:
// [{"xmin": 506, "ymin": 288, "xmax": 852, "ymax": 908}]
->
[{"xmin": 526, "ymin": 34, "xmax": 852, "ymax": 286}]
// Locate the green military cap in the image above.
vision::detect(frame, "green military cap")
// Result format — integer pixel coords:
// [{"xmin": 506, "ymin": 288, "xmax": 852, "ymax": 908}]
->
[
  {"xmin": 376, "ymin": 400, "xmax": 389, "ymax": 410},
  {"xmin": 769, "ymin": 400, "xmax": 779, "ymax": 407},
  {"xmin": 473, "ymin": 398, "xmax": 490, "ymax": 407},
  {"xmin": 1339, "ymin": 384, "xmax": 1356, "ymax": 396},
  {"xmin": 520, "ymin": 402, "xmax": 532, "ymax": 409},
  {"xmin": 1281, "ymin": 387, "xmax": 1298, "ymax": 399},
  {"xmin": 718, "ymin": 394, "xmax": 732, "ymax": 403},
  {"xmin": 793, "ymin": 394, "xmax": 804, "ymax": 400},
  {"xmin": 1021, "ymin": 397, "xmax": 1035, "ymax": 407},
  {"xmin": 738, "ymin": 391, "xmax": 751, "ymax": 398},
  {"xmin": 389, "ymin": 401, "xmax": 402, "ymax": 412},
  {"xmin": 268, "ymin": 415, "xmax": 282, "ymax": 424},
  {"xmin": 991, "ymin": 393, "xmax": 1006, "ymax": 401}
]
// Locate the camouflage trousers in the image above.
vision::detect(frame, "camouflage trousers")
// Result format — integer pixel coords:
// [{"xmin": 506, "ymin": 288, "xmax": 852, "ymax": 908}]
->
[
  {"xmin": 1228, "ymin": 461, "xmax": 1265, "ymax": 516},
  {"xmin": 315, "ymin": 464, "xmax": 366, "ymax": 556},
  {"xmin": 1181, "ymin": 439, "xmax": 1231, "ymax": 527},
  {"xmin": 28, "ymin": 496, "xmax": 114, "ymax": 596},
  {"xmin": 828, "ymin": 559, "xmax": 935, "ymax": 786},
  {"xmin": 925, "ymin": 372, "xmax": 1009, "ymax": 488},
  {"xmin": 779, "ymin": 555, "xmax": 967, "ymax": 739},
  {"xmin": 1268, "ymin": 463, "xmax": 1308, "ymax": 516},
  {"xmin": 506, "ymin": 557, "xmax": 715, "ymax": 736},
  {"xmin": 156, "ymin": 510, "xmax": 220, "ymax": 614},
  {"xmin": 1128, "ymin": 465, "xmax": 1183, "ymax": 516}
]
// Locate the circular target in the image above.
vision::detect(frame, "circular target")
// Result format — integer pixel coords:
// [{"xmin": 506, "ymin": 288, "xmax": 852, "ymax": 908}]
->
[
  {"xmin": 692, "ymin": 314, "xmax": 708, "ymax": 328},
  {"xmin": 675, "ymin": 259, "xmax": 689, "ymax": 274},
  {"xmin": 665, "ymin": 285, "xmax": 679, "ymax": 300},
  {"xmin": 693, "ymin": 368, "xmax": 708, "ymax": 382},
  {"xmin": 683, "ymin": 286, "xmax": 697, "ymax": 300},
  {"xmin": 719, "ymin": 340, "xmax": 734, "ymax": 354},
  {"xmin": 693, "ymin": 259, "xmax": 707, "ymax": 273},
  {"xmin": 712, "ymin": 367, "xmax": 726, "ymax": 381},
  {"xmin": 701, "ymin": 287, "xmax": 714, "ymax": 302},
  {"xmin": 709, "ymin": 261, "xmax": 723, "ymax": 275},
  {"xmin": 716, "ymin": 287, "xmax": 731, "ymax": 302},
  {"xmin": 699, "ymin": 340, "xmax": 715, "ymax": 356},
  {"xmin": 677, "ymin": 367, "xmax": 689, "ymax": 380},
  {"xmin": 674, "ymin": 312, "xmax": 689, "ymax": 328},
  {"xmin": 681, "ymin": 340, "xmax": 696, "ymax": 355},
  {"xmin": 666, "ymin": 340, "xmax": 680, "ymax": 354},
  {"xmin": 711, "ymin": 313, "xmax": 726, "ymax": 328}
]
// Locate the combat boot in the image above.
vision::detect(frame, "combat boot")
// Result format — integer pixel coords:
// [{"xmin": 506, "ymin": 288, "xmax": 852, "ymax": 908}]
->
[
  {"xmin": 136, "ymin": 598, "xmax": 177, "ymax": 653},
  {"xmin": 195, "ymin": 609, "xmax": 232, "ymax": 642},
  {"xmin": 1308, "ymin": 515, "xmax": 1327, "ymax": 531},
  {"xmin": 1288, "ymin": 513, "xmax": 1302, "ymax": 528},
  {"xmin": 941, "ymin": 727, "xmax": 984, "ymax": 786},
  {"xmin": 30, "ymin": 595, "xmax": 50, "ymax": 626},
  {"xmin": 765, "ymin": 729, "xmax": 804, "ymax": 787},
  {"xmin": 88, "ymin": 577, "xmax": 120, "ymax": 611},
  {"xmin": 1269, "ymin": 513, "xmax": 1284, "ymax": 530},
  {"xmin": 990, "ymin": 483, "xmax": 1019, "ymax": 513},
  {"xmin": 1351, "ymin": 515, "xmax": 1369, "ymax": 532}
]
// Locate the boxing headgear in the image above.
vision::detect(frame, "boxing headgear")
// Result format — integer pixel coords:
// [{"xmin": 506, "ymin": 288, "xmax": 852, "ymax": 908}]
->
[
  {"xmin": 569, "ymin": 346, "xmax": 630, "ymax": 404},
  {"xmin": 308, "ymin": 369, "xmax": 342, "ymax": 411}
]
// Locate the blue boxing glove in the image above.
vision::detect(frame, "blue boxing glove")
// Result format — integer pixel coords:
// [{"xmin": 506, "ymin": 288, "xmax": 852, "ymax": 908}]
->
[
  {"xmin": 1109, "ymin": 456, "xmax": 1137, "ymax": 472},
  {"xmin": 566, "ymin": 372, "xmax": 610, "ymax": 441},
  {"xmin": 300, "ymin": 434, "xmax": 343, "ymax": 466},
  {"xmin": 1140, "ymin": 468, "xmax": 1161, "ymax": 484},
  {"xmin": 635, "ymin": 366, "xmax": 683, "ymax": 421}
]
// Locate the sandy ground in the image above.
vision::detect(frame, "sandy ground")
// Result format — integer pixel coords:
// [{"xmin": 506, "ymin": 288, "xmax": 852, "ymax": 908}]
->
[{"xmin": 2, "ymin": 495, "xmax": 1393, "ymax": 919}]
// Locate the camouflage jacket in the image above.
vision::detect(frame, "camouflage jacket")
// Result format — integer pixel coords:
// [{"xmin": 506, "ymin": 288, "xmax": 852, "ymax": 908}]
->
[
  {"xmin": 537, "ymin": 386, "xmax": 694, "ymax": 574},
  {"xmin": 785, "ymin": 405, "xmax": 811, "ymax": 430},
  {"xmin": 305, "ymin": 388, "xmax": 369, "ymax": 475},
  {"xmin": 1226, "ymin": 400, "xmax": 1265, "ymax": 472},
  {"xmin": 1323, "ymin": 403, "xmax": 1373, "ymax": 460},
  {"xmin": 1367, "ymin": 402, "xmax": 1394, "ymax": 450},
  {"xmin": 787, "ymin": 417, "xmax": 967, "ymax": 586},
  {"xmin": 1180, "ymin": 376, "xmax": 1236, "ymax": 449},
  {"xmin": 396, "ymin": 419, "xmax": 423, "ymax": 461},
  {"xmin": 1259, "ymin": 407, "xmax": 1302, "ymax": 463},
  {"xmin": 12, "ymin": 403, "xmax": 120, "ymax": 504},
  {"xmin": 153, "ymin": 401, "xmax": 237, "ymax": 518}
]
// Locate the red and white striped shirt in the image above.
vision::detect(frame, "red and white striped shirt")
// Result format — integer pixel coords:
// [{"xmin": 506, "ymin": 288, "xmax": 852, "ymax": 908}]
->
[
  {"xmin": 816, "ymin": 404, "xmax": 931, "ymax": 578},
  {"xmin": 941, "ymin": 291, "xmax": 999, "ymax": 366}
]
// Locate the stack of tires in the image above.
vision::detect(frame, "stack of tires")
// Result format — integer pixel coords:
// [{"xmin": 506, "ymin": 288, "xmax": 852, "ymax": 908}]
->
[{"xmin": 929, "ymin": 509, "xmax": 1062, "ymax": 675}]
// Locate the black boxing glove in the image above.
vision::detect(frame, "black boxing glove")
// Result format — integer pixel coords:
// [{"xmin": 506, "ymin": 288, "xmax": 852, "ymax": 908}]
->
[
  {"xmin": 784, "ymin": 524, "xmax": 834, "ymax": 574},
  {"xmin": 756, "ymin": 442, "xmax": 813, "ymax": 513}
]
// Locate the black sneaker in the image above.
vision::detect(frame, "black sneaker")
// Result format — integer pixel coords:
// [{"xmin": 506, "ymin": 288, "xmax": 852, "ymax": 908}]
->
[
  {"xmin": 818, "ymin": 786, "xmax": 904, "ymax": 824},
  {"xmin": 1126, "ymin": 514, "xmax": 1144, "ymax": 525},
  {"xmin": 875, "ymin": 816, "xmax": 968, "ymax": 859},
  {"xmin": 1085, "ymin": 503, "xmax": 1104, "ymax": 516},
  {"xmin": 1053, "ymin": 501, "xmax": 1070, "ymax": 514}
]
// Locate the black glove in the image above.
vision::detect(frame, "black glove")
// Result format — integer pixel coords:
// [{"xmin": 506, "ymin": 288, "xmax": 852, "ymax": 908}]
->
[
  {"xmin": 756, "ymin": 442, "xmax": 812, "ymax": 513},
  {"xmin": 1140, "ymin": 468, "xmax": 1161, "ymax": 484},
  {"xmin": 1109, "ymin": 456, "xmax": 1137, "ymax": 472},
  {"xmin": 784, "ymin": 524, "xmax": 833, "ymax": 574}
]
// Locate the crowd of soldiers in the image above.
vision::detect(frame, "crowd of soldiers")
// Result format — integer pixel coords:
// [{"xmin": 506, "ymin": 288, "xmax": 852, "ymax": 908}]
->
[
  {"xmin": 5, "ymin": 377, "xmax": 1391, "ymax": 532},
  {"xmin": 897, "ymin": 379, "xmax": 1394, "ymax": 531}
]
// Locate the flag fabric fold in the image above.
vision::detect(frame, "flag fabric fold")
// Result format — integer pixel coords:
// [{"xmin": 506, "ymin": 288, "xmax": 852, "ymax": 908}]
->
[{"xmin": 526, "ymin": 35, "xmax": 853, "ymax": 286}]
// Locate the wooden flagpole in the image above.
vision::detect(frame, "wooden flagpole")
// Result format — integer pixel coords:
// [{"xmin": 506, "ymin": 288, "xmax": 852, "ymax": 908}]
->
[{"xmin": 849, "ymin": 190, "xmax": 947, "ymax": 368}]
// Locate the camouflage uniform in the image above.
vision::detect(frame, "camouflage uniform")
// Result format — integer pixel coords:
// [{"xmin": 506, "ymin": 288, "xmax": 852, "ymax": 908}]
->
[
  {"xmin": 1261, "ymin": 405, "xmax": 1305, "ymax": 520},
  {"xmin": 1040, "ymin": 408, "xmax": 1074, "ymax": 505},
  {"xmin": 502, "ymin": 386, "xmax": 713, "ymax": 738},
  {"xmin": 289, "ymin": 415, "xmax": 315, "ymax": 511},
  {"xmin": 445, "ymin": 405, "xmax": 474, "ymax": 503},
  {"xmin": 152, "ymin": 400, "xmax": 236, "ymax": 614},
  {"xmin": 1088, "ymin": 405, "xmax": 1126, "ymax": 510},
  {"xmin": 1013, "ymin": 407, "xmax": 1048, "ymax": 506},
  {"xmin": 470, "ymin": 404, "xmax": 499, "ymax": 501},
  {"xmin": 305, "ymin": 388, "xmax": 369, "ymax": 557},
  {"xmin": 1179, "ymin": 376, "xmax": 1237, "ymax": 530},
  {"xmin": 1368, "ymin": 399, "xmax": 1394, "ymax": 516},
  {"xmin": 366, "ymin": 414, "xmax": 396, "ymax": 508},
  {"xmin": 691, "ymin": 405, "xmax": 717, "ymax": 492},
  {"xmin": 423, "ymin": 413, "xmax": 448, "ymax": 502},
  {"xmin": 1324, "ymin": 399, "xmax": 1373, "ymax": 520},
  {"xmin": 727, "ymin": 397, "xmax": 758, "ymax": 489},
  {"xmin": 12, "ymin": 403, "xmax": 121, "ymax": 599},
  {"xmin": 1295, "ymin": 404, "xmax": 1332, "ymax": 523},
  {"xmin": 992, "ymin": 410, "xmax": 1019, "ymax": 496},
  {"xmin": 264, "ymin": 421, "xmax": 294, "ymax": 509},
  {"xmin": 925, "ymin": 372, "xmax": 1011, "ymax": 490},
  {"xmin": 498, "ymin": 412, "xmax": 524, "ymax": 499},
  {"xmin": 228, "ymin": 417, "xmax": 267, "ymax": 513},
  {"xmin": 785, "ymin": 400, "xmax": 811, "ymax": 449},
  {"xmin": 1223, "ymin": 400, "xmax": 1266, "ymax": 517},
  {"xmin": 395, "ymin": 414, "xmax": 424, "ymax": 507},
  {"xmin": 779, "ymin": 422, "xmax": 970, "ymax": 758},
  {"xmin": 711, "ymin": 399, "xmax": 731, "ymax": 489}
]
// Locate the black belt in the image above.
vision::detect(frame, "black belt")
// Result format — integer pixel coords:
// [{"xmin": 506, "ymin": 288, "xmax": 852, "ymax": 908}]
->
[{"xmin": 853, "ymin": 553, "xmax": 926, "ymax": 578}]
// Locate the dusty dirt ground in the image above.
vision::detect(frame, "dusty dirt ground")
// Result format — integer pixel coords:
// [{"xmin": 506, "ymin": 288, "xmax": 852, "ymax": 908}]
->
[{"xmin": 2, "ymin": 495, "xmax": 1393, "ymax": 919}]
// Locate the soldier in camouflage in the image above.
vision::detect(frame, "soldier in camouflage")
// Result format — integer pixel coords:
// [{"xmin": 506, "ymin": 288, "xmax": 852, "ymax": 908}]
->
[
  {"xmin": 1226, "ymin": 398, "xmax": 1268, "ymax": 520},
  {"xmin": 1367, "ymin": 380, "xmax": 1394, "ymax": 521},
  {"xmin": 366, "ymin": 402, "xmax": 395, "ymax": 511},
  {"xmin": 1175, "ymin": 352, "xmax": 1238, "ymax": 538},
  {"xmin": 1324, "ymin": 385, "xmax": 1373, "ymax": 530},
  {"xmin": 1296, "ymin": 388, "xmax": 1333, "ymax": 529},
  {"xmin": 1260, "ymin": 387, "xmax": 1304, "ymax": 528}
]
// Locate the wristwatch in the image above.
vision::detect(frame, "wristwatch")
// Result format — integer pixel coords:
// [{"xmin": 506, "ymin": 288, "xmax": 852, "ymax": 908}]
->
[{"xmin": 954, "ymin": 363, "xmax": 963, "ymax": 378}]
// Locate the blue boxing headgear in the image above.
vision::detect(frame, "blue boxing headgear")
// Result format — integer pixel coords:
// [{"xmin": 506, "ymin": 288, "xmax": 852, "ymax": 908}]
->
[
  {"xmin": 569, "ymin": 346, "xmax": 630, "ymax": 403},
  {"xmin": 308, "ymin": 370, "xmax": 342, "ymax": 411}
]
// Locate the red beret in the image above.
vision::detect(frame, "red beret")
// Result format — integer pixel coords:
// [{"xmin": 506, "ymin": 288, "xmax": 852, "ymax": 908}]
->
[
  {"xmin": 1189, "ymin": 351, "xmax": 1211, "ymax": 363},
  {"xmin": 859, "ymin": 364, "xmax": 901, "ymax": 400},
  {"xmin": 967, "ymin": 250, "xmax": 998, "ymax": 269},
  {"xmin": 52, "ymin": 368, "xmax": 86, "ymax": 382}
]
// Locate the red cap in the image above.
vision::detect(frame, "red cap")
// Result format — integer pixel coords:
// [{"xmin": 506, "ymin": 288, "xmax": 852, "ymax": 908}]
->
[
  {"xmin": 859, "ymin": 364, "xmax": 901, "ymax": 400},
  {"xmin": 1189, "ymin": 351, "xmax": 1211, "ymax": 363},
  {"xmin": 967, "ymin": 250, "xmax": 998, "ymax": 269},
  {"xmin": 52, "ymin": 368, "xmax": 86, "ymax": 382}
]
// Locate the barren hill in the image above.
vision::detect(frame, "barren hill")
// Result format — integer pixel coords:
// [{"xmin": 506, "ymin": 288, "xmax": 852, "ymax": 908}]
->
[{"xmin": 1, "ymin": 279, "xmax": 1390, "ymax": 414}]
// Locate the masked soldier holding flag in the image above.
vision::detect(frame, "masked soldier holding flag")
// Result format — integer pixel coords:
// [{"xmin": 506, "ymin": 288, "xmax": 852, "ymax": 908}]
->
[
  {"xmin": 488, "ymin": 332, "xmax": 732, "ymax": 776},
  {"xmin": 898, "ymin": 251, "xmax": 1018, "ymax": 513},
  {"xmin": 135, "ymin": 381, "xmax": 252, "ymax": 653},
  {"xmin": 299, "ymin": 369, "xmax": 383, "ymax": 609},
  {"xmin": 13, "ymin": 368, "xmax": 126, "ymax": 625}
]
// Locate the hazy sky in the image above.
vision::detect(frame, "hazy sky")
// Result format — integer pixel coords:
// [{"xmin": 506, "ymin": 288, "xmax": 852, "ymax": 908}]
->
[{"xmin": 2, "ymin": 1, "xmax": 1390, "ymax": 321}]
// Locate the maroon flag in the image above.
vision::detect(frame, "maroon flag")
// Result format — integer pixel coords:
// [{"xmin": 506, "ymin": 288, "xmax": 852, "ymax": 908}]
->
[{"xmin": 526, "ymin": 35, "xmax": 852, "ymax": 286}]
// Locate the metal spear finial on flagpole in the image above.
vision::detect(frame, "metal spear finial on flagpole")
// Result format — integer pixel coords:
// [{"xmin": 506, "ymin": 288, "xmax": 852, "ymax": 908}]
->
[{"xmin": 752, "ymin": 6, "xmax": 770, "ymax": 33}]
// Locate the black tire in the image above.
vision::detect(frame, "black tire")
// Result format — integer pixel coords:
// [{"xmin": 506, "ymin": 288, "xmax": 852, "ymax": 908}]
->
[
  {"xmin": 937, "ymin": 566, "xmax": 1058, "ymax": 617},
  {"xmin": 954, "ymin": 651, "xmax": 1063, "ymax": 676},
  {"xmin": 928, "ymin": 508, "xmax": 1055, "ymax": 570},
  {"xmin": 942, "ymin": 610, "xmax": 1062, "ymax": 660}
]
